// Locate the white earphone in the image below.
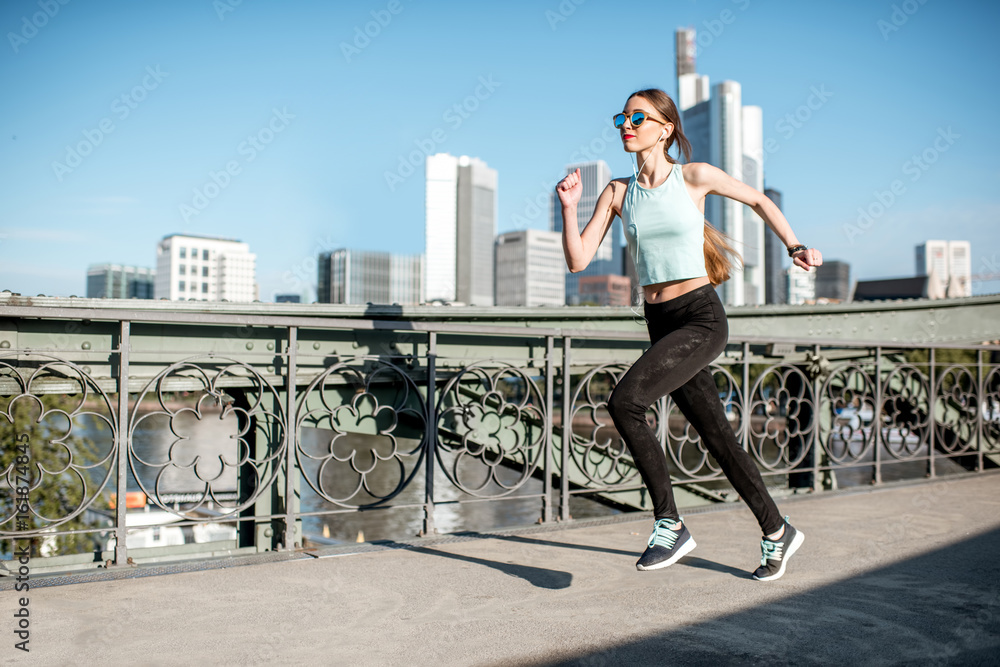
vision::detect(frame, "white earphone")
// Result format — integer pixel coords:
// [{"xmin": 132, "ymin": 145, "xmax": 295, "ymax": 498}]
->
[{"xmin": 632, "ymin": 127, "xmax": 669, "ymax": 179}]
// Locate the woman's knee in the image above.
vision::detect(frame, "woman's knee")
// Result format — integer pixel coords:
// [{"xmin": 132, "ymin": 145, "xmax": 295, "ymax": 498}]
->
[{"xmin": 607, "ymin": 384, "xmax": 641, "ymax": 423}]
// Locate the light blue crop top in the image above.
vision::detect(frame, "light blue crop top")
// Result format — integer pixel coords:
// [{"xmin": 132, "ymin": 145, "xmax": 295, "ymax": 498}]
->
[{"xmin": 621, "ymin": 163, "xmax": 708, "ymax": 286}]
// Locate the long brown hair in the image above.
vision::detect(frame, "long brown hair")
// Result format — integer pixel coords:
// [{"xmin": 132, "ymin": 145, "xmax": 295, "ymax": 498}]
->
[{"xmin": 628, "ymin": 88, "xmax": 742, "ymax": 286}]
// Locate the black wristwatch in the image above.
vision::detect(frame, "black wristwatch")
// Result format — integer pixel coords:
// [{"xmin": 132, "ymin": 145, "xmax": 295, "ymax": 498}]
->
[{"xmin": 787, "ymin": 244, "xmax": 807, "ymax": 258}]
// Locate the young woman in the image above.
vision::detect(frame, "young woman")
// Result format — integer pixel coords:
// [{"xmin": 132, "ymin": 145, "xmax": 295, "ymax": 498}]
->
[{"xmin": 556, "ymin": 88, "xmax": 822, "ymax": 581}]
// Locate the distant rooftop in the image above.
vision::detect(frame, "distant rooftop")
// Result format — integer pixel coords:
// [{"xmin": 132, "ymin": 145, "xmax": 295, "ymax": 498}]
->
[
  {"xmin": 161, "ymin": 233, "xmax": 242, "ymax": 243},
  {"xmin": 853, "ymin": 276, "xmax": 928, "ymax": 301}
]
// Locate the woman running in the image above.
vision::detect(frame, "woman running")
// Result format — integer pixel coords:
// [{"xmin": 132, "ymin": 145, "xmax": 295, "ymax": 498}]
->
[{"xmin": 556, "ymin": 88, "xmax": 822, "ymax": 580}]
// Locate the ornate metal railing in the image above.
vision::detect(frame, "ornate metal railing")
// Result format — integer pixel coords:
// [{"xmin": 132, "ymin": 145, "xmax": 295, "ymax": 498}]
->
[{"xmin": 1, "ymin": 304, "xmax": 998, "ymax": 569}]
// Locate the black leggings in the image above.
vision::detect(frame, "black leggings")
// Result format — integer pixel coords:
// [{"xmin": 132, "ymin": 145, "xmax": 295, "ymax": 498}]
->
[{"xmin": 607, "ymin": 283, "xmax": 784, "ymax": 536}]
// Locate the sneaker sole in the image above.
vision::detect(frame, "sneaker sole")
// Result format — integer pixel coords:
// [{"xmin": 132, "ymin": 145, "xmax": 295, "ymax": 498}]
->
[
  {"xmin": 752, "ymin": 529, "xmax": 805, "ymax": 581},
  {"xmin": 635, "ymin": 537, "xmax": 697, "ymax": 571}
]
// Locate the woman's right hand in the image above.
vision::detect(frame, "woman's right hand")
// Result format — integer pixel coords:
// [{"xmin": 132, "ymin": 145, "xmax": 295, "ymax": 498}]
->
[{"xmin": 556, "ymin": 168, "xmax": 582, "ymax": 208}]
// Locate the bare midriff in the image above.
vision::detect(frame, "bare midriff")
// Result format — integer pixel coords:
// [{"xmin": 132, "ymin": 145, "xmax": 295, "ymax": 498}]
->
[{"xmin": 642, "ymin": 275, "xmax": 712, "ymax": 304}]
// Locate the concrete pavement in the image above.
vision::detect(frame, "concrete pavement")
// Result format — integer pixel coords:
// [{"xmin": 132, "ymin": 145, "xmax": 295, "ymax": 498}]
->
[{"xmin": 4, "ymin": 473, "xmax": 1000, "ymax": 666}]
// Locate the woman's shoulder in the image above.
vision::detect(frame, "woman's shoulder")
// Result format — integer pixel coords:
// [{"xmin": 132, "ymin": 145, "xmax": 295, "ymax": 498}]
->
[
  {"xmin": 604, "ymin": 177, "xmax": 631, "ymax": 213},
  {"xmin": 680, "ymin": 162, "xmax": 718, "ymax": 184},
  {"xmin": 603, "ymin": 177, "xmax": 632, "ymax": 195}
]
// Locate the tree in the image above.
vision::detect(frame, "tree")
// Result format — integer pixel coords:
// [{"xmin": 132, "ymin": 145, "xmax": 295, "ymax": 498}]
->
[{"xmin": 1, "ymin": 392, "xmax": 109, "ymax": 558}]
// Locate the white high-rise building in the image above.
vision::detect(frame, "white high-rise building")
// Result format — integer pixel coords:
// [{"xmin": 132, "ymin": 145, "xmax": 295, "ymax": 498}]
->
[
  {"xmin": 425, "ymin": 153, "xmax": 459, "ymax": 303},
  {"xmin": 707, "ymin": 80, "xmax": 746, "ymax": 306},
  {"xmin": 675, "ymin": 28, "xmax": 710, "ymax": 112},
  {"xmin": 947, "ymin": 241, "xmax": 972, "ymax": 297},
  {"xmin": 786, "ymin": 265, "xmax": 816, "ymax": 305},
  {"xmin": 916, "ymin": 240, "xmax": 972, "ymax": 298},
  {"xmin": 155, "ymin": 234, "xmax": 256, "ymax": 301},
  {"xmin": 424, "ymin": 153, "xmax": 497, "ymax": 305},
  {"xmin": 741, "ymin": 105, "xmax": 765, "ymax": 306},
  {"xmin": 495, "ymin": 230, "xmax": 565, "ymax": 307}
]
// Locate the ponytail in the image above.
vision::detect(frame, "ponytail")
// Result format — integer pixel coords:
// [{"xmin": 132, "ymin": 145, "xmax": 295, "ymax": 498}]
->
[{"xmin": 703, "ymin": 221, "xmax": 742, "ymax": 286}]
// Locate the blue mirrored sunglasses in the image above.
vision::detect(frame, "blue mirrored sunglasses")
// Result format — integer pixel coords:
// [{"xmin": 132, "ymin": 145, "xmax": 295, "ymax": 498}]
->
[{"xmin": 612, "ymin": 111, "xmax": 666, "ymax": 129}]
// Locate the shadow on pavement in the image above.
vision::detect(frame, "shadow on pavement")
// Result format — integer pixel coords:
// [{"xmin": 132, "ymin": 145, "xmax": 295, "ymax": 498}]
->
[
  {"xmin": 457, "ymin": 531, "xmax": 746, "ymax": 578},
  {"xmin": 533, "ymin": 527, "xmax": 1000, "ymax": 666},
  {"xmin": 678, "ymin": 555, "xmax": 747, "ymax": 579},
  {"xmin": 454, "ymin": 532, "xmax": 639, "ymax": 558},
  {"xmin": 385, "ymin": 543, "xmax": 572, "ymax": 590}
]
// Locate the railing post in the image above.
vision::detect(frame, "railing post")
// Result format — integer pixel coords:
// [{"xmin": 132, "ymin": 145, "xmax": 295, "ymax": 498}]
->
[
  {"xmin": 873, "ymin": 346, "xmax": 883, "ymax": 486},
  {"xmin": 542, "ymin": 335, "xmax": 554, "ymax": 524},
  {"xmin": 113, "ymin": 320, "xmax": 131, "ymax": 565},
  {"xmin": 977, "ymin": 348, "xmax": 984, "ymax": 472},
  {"xmin": 560, "ymin": 336, "xmax": 572, "ymax": 522},
  {"xmin": 422, "ymin": 331, "xmax": 437, "ymax": 536},
  {"xmin": 282, "ymin": 326, "xmax": 298, "ymax": 549},
  {"xmin": 741, "ymin": 341, "xmax": 750, "ymax": 452},
  {"xmin": 928, "ymin": 347, "xmax": 936, "ymax": 479},
  {"xmin": 811, "ymin": 344, "xmax": 822, "ymax": 493}
]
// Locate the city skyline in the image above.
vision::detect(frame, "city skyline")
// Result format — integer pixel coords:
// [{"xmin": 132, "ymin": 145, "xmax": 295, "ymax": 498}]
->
[{"xmin": 2, "ymin": 1, "xmax": 998, "ymax": 300}]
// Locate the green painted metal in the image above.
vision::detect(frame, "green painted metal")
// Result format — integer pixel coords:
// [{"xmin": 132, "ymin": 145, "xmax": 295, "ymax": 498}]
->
[{"xmin": 1, "ymin": 293, "xmax": 998, "ymax": 570}]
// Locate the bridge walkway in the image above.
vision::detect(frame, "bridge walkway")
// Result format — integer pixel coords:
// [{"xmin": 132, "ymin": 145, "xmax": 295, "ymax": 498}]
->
[{"xmin": 6, "ymin": 473, "xmax": 1000, "ymax": 666}]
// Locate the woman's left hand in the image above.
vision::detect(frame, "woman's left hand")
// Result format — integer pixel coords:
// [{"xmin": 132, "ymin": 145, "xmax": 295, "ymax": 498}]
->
[{"xmin": 793, "ymin": 247, "xmax": 823, "ymax": 270}]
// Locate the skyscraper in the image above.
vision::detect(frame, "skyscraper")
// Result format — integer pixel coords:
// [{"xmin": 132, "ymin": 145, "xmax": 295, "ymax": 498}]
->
[
  {"xmin": 707, "ymin": 80, "xmax": 747, "ymax": 306},
  {"xmin": 425, "ymin": 153, "xmax": 459, "ymax": 303},
  {"xmin": 154, "ymin": 234, "xmax": 256, "ymax": 301},
  {"xmin": 317, "ymin": 249, "xmax": 422, "ymax": 305},
  {"xmin": 916, "ymin": 240, "xmax": 972, "ymax": 298},
  {"xmin": 947, "ymin": 241, "xmax": 972, "ymax": 297},
  {"xmin": 815, "ymin": 261, "xmax": 851, "ymax": 302},
  {"xmin": 676, "ymin": 28, "xmax": 767, "ymax": 307},
  {"xmin": 741, "ymin": 105, "xmax": 765, "ymax": 305},
  {"xmin": 550, "ymin": 160, "xmax": 617, "ymax": 304},
  {"xmin": 786, "ymin": 265, "xmax": 815, "ymax": 305},
  {"xmin": 424, "ymin": 153, "xmax": 497, "ymax": 305},
  {"xmin": 494, "ymin": 230, "xmax": 564, "ymax": 307},
  {"xmin": 763, "ymin": 188, "xmax": 786, "ymax": 305},
  {"xmin": 86, "ymin": 264, "xmax": 155, "ymax": 299},
  {"xmin": 675, "ymin": 28, "xmax": 710, "ymax": 112}
]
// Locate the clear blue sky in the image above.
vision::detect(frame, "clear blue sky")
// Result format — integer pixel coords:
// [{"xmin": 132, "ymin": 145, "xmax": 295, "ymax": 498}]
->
[{"xmin": 2, "ymin": 0, "xmax": 999, "ymax": 301}]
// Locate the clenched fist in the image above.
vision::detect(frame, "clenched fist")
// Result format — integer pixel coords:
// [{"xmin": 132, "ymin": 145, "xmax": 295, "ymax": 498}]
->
[{"xmin": 556, "ymin": 168, "xmax": 582, "ymax": 208}]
